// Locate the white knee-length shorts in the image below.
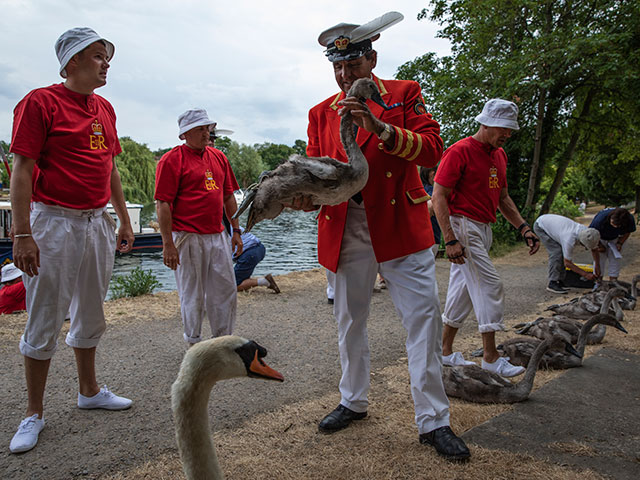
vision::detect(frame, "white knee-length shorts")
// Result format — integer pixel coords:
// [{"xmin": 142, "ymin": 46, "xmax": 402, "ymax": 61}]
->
[
  {"xmin": 442, "ymin": 216, "xmax": 505, "ymax": 333},
  {"xmin": 21, "ymin": 202, "xmax": 116, "ymax": 360},
  {"xmin": 173, "ymin": 231, "xmax": 237, "ymax": 343}
]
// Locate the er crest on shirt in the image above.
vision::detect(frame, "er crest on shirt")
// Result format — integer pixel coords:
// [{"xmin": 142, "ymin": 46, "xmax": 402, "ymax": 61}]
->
[
  {"xmin": 489, "ymin": 166, "xmax": 499, "ymax": 189},
  {"xmin": 205, "ymin": 170, "xmax": 219, "ymax": 191},
  {"xmin": 89, "ymin": 119, "xmax": 107, "ymax": 150}
]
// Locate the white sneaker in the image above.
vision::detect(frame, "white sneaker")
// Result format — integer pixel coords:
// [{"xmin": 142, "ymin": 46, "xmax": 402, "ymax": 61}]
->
[
  {"xmin": 443, "ymin": 352, "xmax": 475, "ymax": 366},
  {"xmin": 78, "ymin": 385, "xmax": 132, "ymax": 410},
  {"xmin": 482, "ymin": 357, "xmax": 525, "ymax": 377},
  {"xmin": 10, "ymin": 414, "xmax": 45, "ymax": 453}
]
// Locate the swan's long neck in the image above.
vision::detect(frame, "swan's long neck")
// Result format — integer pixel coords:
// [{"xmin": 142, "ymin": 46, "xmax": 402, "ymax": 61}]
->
[
  {"xmin": 514, "ymin": 337, "xmax": 552, "ymax": 396},
  {"xmin": 172, "ymin": 365, "xmax": 224, "ymax": 479},
  {"xmin": 577, "ymin": 316, "xmax": 601, "ymax": 355},
  {"xmin": 339, "ymin": 107, "xmax": 369, "ymax": 184},
  {"xmin": 631, "ymin": 275, "xmax": 639, "ymax": 298}
]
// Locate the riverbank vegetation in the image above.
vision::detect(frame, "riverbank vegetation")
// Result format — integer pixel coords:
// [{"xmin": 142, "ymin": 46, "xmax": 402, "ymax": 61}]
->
[{"xmin": 1, "ymin": 0, "xmax": 637, "ymax": 253}]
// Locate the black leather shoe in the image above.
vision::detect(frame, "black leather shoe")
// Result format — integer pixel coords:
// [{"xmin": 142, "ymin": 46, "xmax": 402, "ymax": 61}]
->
[
  {"xmin": 419, "ymin": 426, "xmax": 470, "ymax": 462},
  {"xmin": 318, "ymin": 404, "xmax": 366, "ymax": 434}
]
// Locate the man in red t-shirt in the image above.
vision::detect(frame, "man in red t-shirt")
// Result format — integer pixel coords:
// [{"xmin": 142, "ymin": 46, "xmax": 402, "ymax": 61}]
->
[
  {"xmin": 432, "ymin": 99, "xmax": 539, "ymax": 378},
  {"xmin": 9, "ymin": 28, "xmax": 135, "ymax": 454},
  {"xmin": 0, "ymin": 263, "xmax": 26, "ymax": 314},
  {"xmin": 155, "ymin": 108, "xmax": 242, "ymax": 345}
]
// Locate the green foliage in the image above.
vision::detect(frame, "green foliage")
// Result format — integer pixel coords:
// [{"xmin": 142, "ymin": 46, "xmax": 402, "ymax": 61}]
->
[
  {"xmin": 254, "ymin": 142, "xmax": 295, "ymax": 170},
  {"xmin": 213, "ymin": 137, "xmax": 232, "ymax": 156},
  {"xmin": 226, "ymin": 141, "xmax": 266, "ymax": 188},
  {"xmin": 398, "ymin": 0, "xmax": 640, "ymax": 212},
  {"xmin": 116, "ymin": 137, "xmax": 157, "ymax": 204},
  {"xmin": 292, "ymin": 139, "xmax": 308, "ymax": 157},
  {"xmin": 152, "ymin": 147, "xmax": 172, "ymax": 159},
  {"xmin": 110, "ymin": 267, "xmax": 160, "ymax": 299},
  {"xmin": 548, "ymin": 192, "xmax": 581, "ymax": 218},
  {"xmin": 0, "ymin": 141, "xmax": 11, "ymax": 188},
  {"xmin": 489, "ymin": 212, "xmax": 520, "ymax": 255}
]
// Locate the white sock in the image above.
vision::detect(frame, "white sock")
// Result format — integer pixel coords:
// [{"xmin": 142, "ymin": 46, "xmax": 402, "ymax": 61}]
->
[{"xmin": 257, "ymin": 277, "xmax": 269, "ymax": 287}]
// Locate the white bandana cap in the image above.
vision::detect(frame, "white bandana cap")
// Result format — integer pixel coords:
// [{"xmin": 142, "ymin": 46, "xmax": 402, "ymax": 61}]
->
[
  {"xmin": 475, "ymin": 99, "xmax": 519, "ymax": 130},
  {"xmin": 578, "ymin": 227, "xmax": 600, "ymax": 250},
  {"xmin": 1, "ymin": 263, "xmax": 22, "ymax": 283},
  {"xmin": 178, "ymin": 109, "xmax": 216, "ymax": 140},
  {"xmin": 55, "ymin": 27, "xmax": 114, "ymax": 78}
]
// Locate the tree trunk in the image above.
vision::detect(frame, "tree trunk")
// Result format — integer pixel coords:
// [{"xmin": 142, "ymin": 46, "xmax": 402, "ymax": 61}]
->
[
  {"xmin": 525, "ymin": 87, "xmax": 547, "ymax": 211},
  {"xmin": 539, "ymin": 88, "xmax": 596, "ymax": 215},
  {"xmin": 525, "ymin": 3, "xmax": 553, "ymax": 213}
]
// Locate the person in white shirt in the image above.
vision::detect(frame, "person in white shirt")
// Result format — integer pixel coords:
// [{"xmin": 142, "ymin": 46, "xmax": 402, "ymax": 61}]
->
[{"xmin": 533, "ymin": 214, "xmax": 600, "ymax": 293}]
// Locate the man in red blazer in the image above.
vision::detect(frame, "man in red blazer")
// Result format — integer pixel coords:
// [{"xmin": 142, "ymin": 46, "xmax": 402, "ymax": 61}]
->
[{"xmin": 300, "ymin": 12, "xmax": 469, "ymax": 461}]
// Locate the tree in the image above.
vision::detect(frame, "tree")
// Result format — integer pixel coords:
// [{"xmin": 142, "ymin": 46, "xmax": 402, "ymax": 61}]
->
[
  {"xmin": 292, "ymin": 139, "xmax": 308, "ymax": 157},
  {"xmin": 0, "ymin": 141, "xmax": 12, "ymax": 188},
  {"xmin": 398, "ymin": 0, "xmax": 639, "ymax": 216},
  {"xmin": 254, "ymin": 142, "xmax": 295, "ymax": 170},
  {"xmin": 212, "ymin": 136, "xmax": 232, "ymax": 156},
  {"xmin": 152, "ymin": 146, "xmax": 172, "ymax": 159},
  {"xmin": 225, "ymin": 141, "xmax": 266, "ymax": 188},
  {"xmin": 116, "ymin": 137, "xmax": 157, "ymax": 205}
]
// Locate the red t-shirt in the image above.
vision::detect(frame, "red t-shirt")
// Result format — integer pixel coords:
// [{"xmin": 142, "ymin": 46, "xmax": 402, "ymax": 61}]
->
[
  {"xmin": 434, "ymin": 136, "xmax": 507, "ymax": 224},
  {"xmin": 155, "ymin": 144, "xmax": 239, "ymax": 234},
  {"xmin": 0, "ymin": 281, "xmax": 26, "ymax": 314},
  {"xmin": 10, "ymin": 83, "xmax": 121, "ymax": 210}
]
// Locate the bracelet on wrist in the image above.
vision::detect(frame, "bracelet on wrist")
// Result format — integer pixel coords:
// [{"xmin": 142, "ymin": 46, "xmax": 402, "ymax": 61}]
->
[
  {"xmin": 377, "ymin": 123, "xmax": 393, "ymax": 142},
  {"xmin": 13, "ymin": 233, "xmax": 32, "ymax": 238},
  {"xmin": 232, "ymin": 228, "xmax": 242, "ymax": 235},
  {"xmin": 517, "ymin": 222, "xmax": 530, "ymax": 234},
  {"xmin": 445, "ymin": 239, "xmax": 459, "ymax": 246}
]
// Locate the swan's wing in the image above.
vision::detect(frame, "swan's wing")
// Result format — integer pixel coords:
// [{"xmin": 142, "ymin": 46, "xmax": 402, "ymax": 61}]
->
[
  {"xmin": 582, "ymin": 298, "xmax": 600, "ymax": 313},
  {"xmin": 459, "ymin": 365, "xmax": 512, "ymax": 387},
  {"xmin": 287, "ymin": 155, "xmax": 342, "ymax": 180}
]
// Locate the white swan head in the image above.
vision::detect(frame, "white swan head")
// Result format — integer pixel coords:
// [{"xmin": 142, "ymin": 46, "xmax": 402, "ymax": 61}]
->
[
  {"xmin": 173, "ymin": 335, "xmax": 284, "ymax": 391},
  {"xmin": 171, "ymin": 336, "xmax": 283, "ymax": 480}
]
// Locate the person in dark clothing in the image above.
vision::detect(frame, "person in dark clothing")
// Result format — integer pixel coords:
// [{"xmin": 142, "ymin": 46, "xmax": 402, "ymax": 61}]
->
[
  {"xmin": 420, "ymin": 166, "xmax": 441, "ymax": 256},
  {"xmin": 589, "ymin": 207, "xmax": 636, "ymax": 282}
]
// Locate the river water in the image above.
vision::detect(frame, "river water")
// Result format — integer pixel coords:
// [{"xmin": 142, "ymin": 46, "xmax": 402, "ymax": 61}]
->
[{"xmin": 110, "ymin": 208, "xmax": 320, "ymax": 297}]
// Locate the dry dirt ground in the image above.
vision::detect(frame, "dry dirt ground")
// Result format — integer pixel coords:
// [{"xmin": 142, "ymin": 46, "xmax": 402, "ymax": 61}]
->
[{"xmin": 1, "ymin": 209, "xmax": 638, "ymax": 479}]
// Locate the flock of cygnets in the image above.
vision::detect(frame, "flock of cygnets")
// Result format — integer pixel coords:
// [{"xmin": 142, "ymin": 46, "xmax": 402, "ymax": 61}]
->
[{"xmin": 443, "ymin": 275, "xmax": 638, "ymax": 404}]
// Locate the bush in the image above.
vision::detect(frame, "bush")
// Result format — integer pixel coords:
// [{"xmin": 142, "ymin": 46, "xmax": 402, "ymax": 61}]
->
[
  {"xmin": 489, "ymin": 212, "xmax": 520, "ymax": 256},
  {"xmin": 549, "ymin": 192, "xmax": 581, "ymax": 218},
  {"xmin": 110, "ymin": 267, "xmax": 160, "ymax": 299}
]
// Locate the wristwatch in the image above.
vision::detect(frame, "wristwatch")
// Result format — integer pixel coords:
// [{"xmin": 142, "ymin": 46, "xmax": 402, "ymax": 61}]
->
[{"xmin": 378, "ymin": 123, "xmax": 393, "ymax": 142}]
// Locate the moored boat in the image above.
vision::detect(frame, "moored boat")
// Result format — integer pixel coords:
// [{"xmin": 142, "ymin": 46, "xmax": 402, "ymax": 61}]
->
[{"xmin": 0, "ymin": 200, "xmax": 162, "ymax": 264}]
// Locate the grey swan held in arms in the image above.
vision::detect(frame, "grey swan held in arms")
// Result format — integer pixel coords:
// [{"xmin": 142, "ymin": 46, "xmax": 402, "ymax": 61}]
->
[
  {"xmin": 443, "ymin": 327, "xmax": 581, "ymax": 404},
  {"xmin": 171, "ymin": 335, "xmax": 284, "ymax": 480},
  {"xmin": 515, "ymin": 287, "xmax": 626, "ymax": 345},
  {"xmin": 233, "ymin": 77, "xmax": 398, "ymax": 231},
  {"xmin": 500, "ymin": 313, "xmax": 627, "ymax": 370}
]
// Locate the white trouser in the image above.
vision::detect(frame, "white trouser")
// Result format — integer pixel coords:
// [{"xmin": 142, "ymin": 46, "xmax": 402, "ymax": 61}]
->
[
  {"xmin": 333, "ymin": 201, "xmax": 450, "ymax": 434},
  {"xmin": 442, "ymin": 216, "xmax": 505, "ymax": 333},
  {"xmin": 326, "ymin": 269, "xmax": 335, "ymax": 300},
  {"xmin": 594, "ymin": 239, "xmax": 623, "ymax": 278},
  {"xmin": 21, "ymin": 202, "xmax": 116, "ymax": 360},
  {"xmin": 174, "ymin": 231, "xmax": 237, "ymax": 343}
]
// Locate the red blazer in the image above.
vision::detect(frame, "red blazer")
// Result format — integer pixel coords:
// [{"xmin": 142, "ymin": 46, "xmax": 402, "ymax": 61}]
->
[{"xmin": 307, "ymin": 75, "xmax": 442, "ymax": 272}]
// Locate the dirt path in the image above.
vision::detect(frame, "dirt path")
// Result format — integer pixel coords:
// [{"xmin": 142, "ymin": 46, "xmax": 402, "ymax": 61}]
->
[{"xmin": 1, "ymin": 210, "xmax": 638, "ymax": 479}]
